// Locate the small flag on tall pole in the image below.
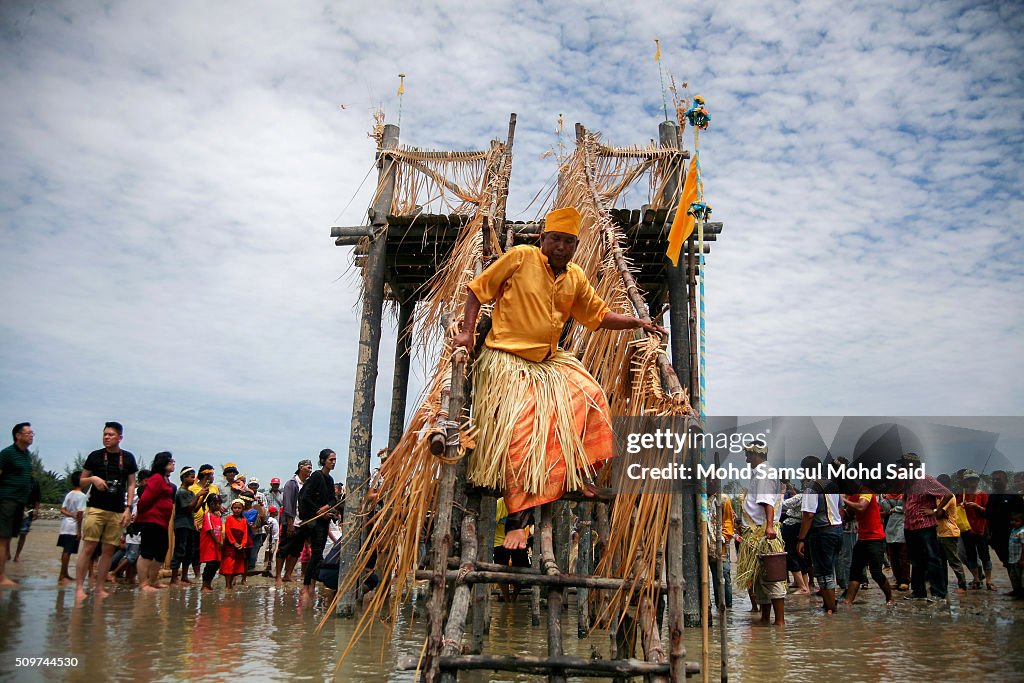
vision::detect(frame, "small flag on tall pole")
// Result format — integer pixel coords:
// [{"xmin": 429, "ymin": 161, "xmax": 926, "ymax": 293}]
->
[
  {"xmin": 654, "ymin": 39, "xmax": 669, "ymax": 121},
  {"xmin": 397, "ymin": 73, "xmax": 406, "ymax": 127}
]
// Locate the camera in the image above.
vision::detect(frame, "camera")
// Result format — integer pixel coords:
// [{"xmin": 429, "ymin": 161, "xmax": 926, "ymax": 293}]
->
[{"xmin": 105, "ymin": 480, "xmax": 122, "ymax": 494}]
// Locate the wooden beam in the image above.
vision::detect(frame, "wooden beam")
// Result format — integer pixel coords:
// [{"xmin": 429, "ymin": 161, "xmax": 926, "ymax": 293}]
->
[{"xmin": 337, "ymin": 122, "xmax": 398, "ymax": 618}]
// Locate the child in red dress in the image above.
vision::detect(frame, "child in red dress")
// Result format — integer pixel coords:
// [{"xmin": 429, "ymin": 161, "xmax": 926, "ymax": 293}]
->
[
  {"xmin": 200, "ymin": 496, "xmax": 224, "ymax": 592},
  {"xmin": 221, "ymin": 499, "xmax": 250, "ymax": 589}
]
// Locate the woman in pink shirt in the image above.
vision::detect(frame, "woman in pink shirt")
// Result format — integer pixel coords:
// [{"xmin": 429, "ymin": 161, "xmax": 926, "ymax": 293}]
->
[{"xmin": 135, "ymin": 451, "xmax": 175, "ymax": 592}]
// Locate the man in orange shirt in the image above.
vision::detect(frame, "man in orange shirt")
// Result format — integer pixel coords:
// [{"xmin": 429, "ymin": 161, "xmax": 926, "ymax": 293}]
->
[{"xmin": 454, "ymin": 207, "xmax": 664, "ymax": 551}]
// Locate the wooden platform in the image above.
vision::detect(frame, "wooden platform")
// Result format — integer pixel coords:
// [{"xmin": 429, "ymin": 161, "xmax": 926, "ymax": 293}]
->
[{"xmin": 332, "ymin": 211, "xmax": 723, "ymax": 302}]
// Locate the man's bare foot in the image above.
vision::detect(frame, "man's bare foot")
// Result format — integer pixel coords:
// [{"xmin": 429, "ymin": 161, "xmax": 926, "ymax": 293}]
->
[
  {"xmin": 58, "ymin": 577, "xmax": 73, "ymax": 586},
  {"xmin": 95, "ymin": 588, "xmax": 111, "ymax": 599},
  {"xmin": 152, "ymin": 582, "xmax": 168, "ymax": 590},
  {"xmin": 180, "ymin": 578, "xmax": 192, "ymax": 584},
  {"xmin": 0, "ymin": 577, "xmax": 19, "ymax": 588},
  {"xmin": 201, "ymin": 586, "xmax": 213, "ymax": 592},
  {"xmin": 795, "ymin": 589, "xmax": 810, "ymax": 595},
  {"xmin": 503, "ymin": 529, "xmax": 528, "ymax": 550},
  {"xmin": 753, "ymin": 619, "xmax": 771, "ymax": 627},
  {"xmin": 773, "ymin": 620, "xmax": 785, "ymax": 626},
  {"xmin": 75, "ymin": 589, "xmax": 88, "ymax": 602},
  {"xmin": 140, "ymin": 585, "xmax": 159, "ymax": 593}
]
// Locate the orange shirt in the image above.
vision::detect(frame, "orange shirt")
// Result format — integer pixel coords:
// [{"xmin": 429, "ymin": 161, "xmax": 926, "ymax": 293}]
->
[
  {"xmin": 721, "ymin": 497, "xmax": 735, "ymax": 538},
  {"xmin": 467, "ymin": 245, "xmax": 610, "ymax": 362}
]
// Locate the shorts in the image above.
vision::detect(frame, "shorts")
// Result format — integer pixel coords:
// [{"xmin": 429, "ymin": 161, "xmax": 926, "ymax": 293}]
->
[
  {"xmin": 138, "ymin": 522, "xmax": 170, "ymax": 562},
  {"xmin": 277, "ymin": 524, "xmax": 304, "ymax": 559},
  {"xmin": 809, "ymin": 526, "xmax": 843, "ymax": 590},
  {"xmin": 125, "ymin": 543, "xmax": 141, "ymax": 564},
  {"xmin": 19, "ymin": 514, "xmax": 33, "ymax": 536},
  {"xmin": 82, "ymin": 508, "xmax": 125, "ymax": 547},
  {"xmin": 0, "ymin": 499, "xmax": 25, "ymax": 540},
  {"xmin": 57, "ymin": 534, "xmax": 80, "ymax": 554}
]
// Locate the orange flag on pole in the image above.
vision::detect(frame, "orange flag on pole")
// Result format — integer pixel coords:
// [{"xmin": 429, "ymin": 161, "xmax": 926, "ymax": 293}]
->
[{"xmin": 666, "ymin": 155, "xmax": 699, "ymax": 266}]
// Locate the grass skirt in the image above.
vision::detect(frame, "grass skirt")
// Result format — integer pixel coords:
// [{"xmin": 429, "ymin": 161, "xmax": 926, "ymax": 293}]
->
[{"xmin": 468, "ymin": 346, "xmax": 614, "ymax": 513}]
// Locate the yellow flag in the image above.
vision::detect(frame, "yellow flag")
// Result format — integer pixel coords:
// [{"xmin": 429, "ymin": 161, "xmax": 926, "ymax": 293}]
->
[
  {"xmin": 397, "ymin": 74, "xmax": 405, "ymax": 96},
  {"xmin": 654, "ymin": 39, "xmax": 661, "ymax": 62},
  {"xmin": 666, "ymin": 156, "xmax": 699, "ymax": 266}
]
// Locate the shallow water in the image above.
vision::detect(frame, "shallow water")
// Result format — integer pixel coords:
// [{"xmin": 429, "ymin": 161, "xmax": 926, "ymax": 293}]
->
[{"xmin": 2, "ymin": 521, "xmax": 1023, "ymax": 682}]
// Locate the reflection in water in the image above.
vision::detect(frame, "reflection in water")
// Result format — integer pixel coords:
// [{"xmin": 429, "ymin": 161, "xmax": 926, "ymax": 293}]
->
[{"xmin": 1, "ymin": 524, "xmax": 1023, "ymax": 681}]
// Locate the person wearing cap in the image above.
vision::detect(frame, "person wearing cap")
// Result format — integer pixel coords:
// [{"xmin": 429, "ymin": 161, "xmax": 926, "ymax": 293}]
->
[
  {"xmin": 987, "ymin": 470, "xmax": 1024, "ymax": 596},
  {"xmin": 897, "ymin": 452, "xmax": 952, "ymax": 601},
  {"xmin": 275, "ymin": 458, "xmax": 313, "ymax": 583},
  {"xmin": 738, "ymin": 443, "xmax": 786, "ymax": 624},
  {"xmin": 242, "ymin": 489, "xmax": 267, "ymax": 576},
  {"xmin": 169, "ymin": 466, "xmax": 200, "ymax": 585},
  {"xmin": 266, "ymin": 477, "xmax": 284, "ymax": 511},
  {"xmin": 796, "ymin": 455, "xmax": 845, "ymax": 614},
  {"xmin": 263, "ymin": 505, "xmax": 280, "ymax": 576},
  {"xmin": 188, "ymin": 466, "xmax": 219, "ymax": 579},
  {"xmin": 221, "ymin": 498, "xmax": 250, "ymax": 589},
  {"xmin": 221, "ymin": 463, "xmax": 241, "ymax": 511},
  {"xmin": 453, "ymin": 207, "xmax": 665, "ymax": 550},
  {"xmin": 958, "ymin": 469, "xmax": 995, "ymax": 590},
  {"xmin": 247, "ymin": 477, "xmax": 267, "ymax": 508},
  {"xmin": 295, "ymin": 449, "xmax": 339, "ymax": 602},
  {"xmin": 934, "ymin": 474, "xmax": 969, "ymax": 593}
]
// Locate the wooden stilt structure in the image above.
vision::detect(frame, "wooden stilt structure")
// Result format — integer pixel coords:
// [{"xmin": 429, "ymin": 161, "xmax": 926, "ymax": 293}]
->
[{"xmin": 331, "ymin": 112, "xmax": 726, "ymax": 681}]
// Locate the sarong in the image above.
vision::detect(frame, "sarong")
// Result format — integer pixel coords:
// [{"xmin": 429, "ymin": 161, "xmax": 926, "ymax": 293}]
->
[{"xmin": 468, "ymin": 347, "xmax": 613, "ymax": 513}]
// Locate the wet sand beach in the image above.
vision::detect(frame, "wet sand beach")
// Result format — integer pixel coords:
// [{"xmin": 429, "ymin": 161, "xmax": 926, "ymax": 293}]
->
[{"xmin": 1, "ymin": 520, "xmax": 1022, "ymax": 682}]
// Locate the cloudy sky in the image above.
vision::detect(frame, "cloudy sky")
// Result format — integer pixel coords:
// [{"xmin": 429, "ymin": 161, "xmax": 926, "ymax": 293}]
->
[{"xmin": 1, "ymin": 1, "xmax": 1021, "ymax": 484}]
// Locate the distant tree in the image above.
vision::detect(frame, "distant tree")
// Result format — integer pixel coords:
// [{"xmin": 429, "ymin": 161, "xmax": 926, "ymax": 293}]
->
[
  {"xmin": 29, "ymin": 449, "xmax": 65, "ymax": 504},
  {"xmin": 62, "ymin": 452, "xmax": 87, "ymax": 490}
]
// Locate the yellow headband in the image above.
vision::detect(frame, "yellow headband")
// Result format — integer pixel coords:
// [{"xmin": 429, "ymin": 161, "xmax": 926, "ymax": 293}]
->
[{"xmin": 544, "ymin": 207, "xmax": 581, "ymax": 237}]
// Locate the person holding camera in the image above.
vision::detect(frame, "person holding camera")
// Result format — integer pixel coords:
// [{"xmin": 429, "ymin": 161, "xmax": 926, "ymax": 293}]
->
[{"xmin": 75, "ymin": 421, "xmax": 138, "ymax": 601}]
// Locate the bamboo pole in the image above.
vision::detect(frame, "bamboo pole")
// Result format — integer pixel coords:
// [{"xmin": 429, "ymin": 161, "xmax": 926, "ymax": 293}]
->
[
  {"xmin": 388, "ymin": 295, "xmax": 416, "ymax": 450},
  {"xmin": 437, "ymin": 491, "xmax": 480, "ymax": 683},
  {"xmin": 574, "ymin": 123, "xmax": 685, "ymax": 398},
  {"xmin": 531, "ymin": 527, "xmax": 543, "ymax": 627},
  {"xmin": 715, "ymin": 452, "xmax": 728, "ymax": 683},
  {"xmin": 541, "ymin": 503, "xmax": 567, "ymax": 683},
  {"xmin": 668, "ymin": 419, "xmax": 689, "ymax": 682},
  {"xmin": 470, "ymin": 494, "xmax": 496, "ymax": 653},
  {"xmin": 337, "ymin": 122, "xmax": 399, "ymax": 618},
  {"xmin": 577, "ymin": 502, "xmax": 593, "ymax": 638},
  {"xmin": 700, "ymin": 486, "xmax": 710, "ymax": 683},
  {"xmin": 424, "ymin": 347, "xmax": 469, "ymax": 683}
]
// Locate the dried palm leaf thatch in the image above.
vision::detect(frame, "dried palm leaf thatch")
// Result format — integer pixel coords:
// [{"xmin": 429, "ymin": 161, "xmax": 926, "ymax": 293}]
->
[
  {"xmin": 468, "ymin": 348, "xmax": 599, "ymax": 496},
  {"xmin": 337, "ymin": 121, "xmax": 694, "ymax": 662},
  {"xmin": 333, "ymin": 143, "xmax": 511, "ymax": 666},
  {"xmin": 328, "ymin": 340, "xmax": 454, "ymax": 665},
  {"xmin": 547, "ymin": 130, "xmax": 696, "ymax": 625},
  {"xmin": 733, "ymin": 519, "xmax": 785, "ymax": 589}
]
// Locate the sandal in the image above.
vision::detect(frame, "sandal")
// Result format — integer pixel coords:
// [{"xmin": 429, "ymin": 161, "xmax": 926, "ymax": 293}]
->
[
  {"xmin": 969, "ymin": 580, "xmax": 981, "ymax": 590},
  {"xmin": 986, "ymin": 583, "xmax": 997, "ymax": 591}
]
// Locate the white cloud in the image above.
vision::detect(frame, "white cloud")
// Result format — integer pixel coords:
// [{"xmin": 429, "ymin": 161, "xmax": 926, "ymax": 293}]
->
[{"xmin": 1, "ymin": 0, "xmax": 1021, "ymax": 482}]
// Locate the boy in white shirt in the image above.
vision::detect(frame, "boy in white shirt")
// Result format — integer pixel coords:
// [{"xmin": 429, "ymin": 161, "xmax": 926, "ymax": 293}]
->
[{"xmin": 57, "ymin": 471, "xmax": 88, "ymax": 585}]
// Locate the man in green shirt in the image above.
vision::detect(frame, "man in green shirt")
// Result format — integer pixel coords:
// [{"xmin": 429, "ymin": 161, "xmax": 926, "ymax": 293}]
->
[{"xmin": 0, "ymin": 422, "xmax": 34, "ymax": 587}]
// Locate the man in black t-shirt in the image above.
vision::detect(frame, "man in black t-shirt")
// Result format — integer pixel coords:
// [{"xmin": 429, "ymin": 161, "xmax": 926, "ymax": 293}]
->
[
  {"xmin": 75, "ymin": 421, "xmax": 138, "ymax": 601},
  {"xmin": 297, "ymin": 448, "xmax": 337, "ymax": 603}
]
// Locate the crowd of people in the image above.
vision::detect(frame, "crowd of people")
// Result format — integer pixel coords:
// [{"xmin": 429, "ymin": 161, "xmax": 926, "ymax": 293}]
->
[
  {"xmin": 719, "ymin": 444, "xmax": 1024, "ymax": 626},
  {"xmin": 0, "ymin": 421, "xmax": 347, "ymax": 605}
]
